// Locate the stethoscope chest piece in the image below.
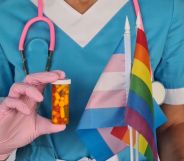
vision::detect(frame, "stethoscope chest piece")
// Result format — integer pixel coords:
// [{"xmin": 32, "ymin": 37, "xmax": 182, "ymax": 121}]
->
[{"xmin": 152, "ymin": 81, "xmax": 166, "ymax": 105}]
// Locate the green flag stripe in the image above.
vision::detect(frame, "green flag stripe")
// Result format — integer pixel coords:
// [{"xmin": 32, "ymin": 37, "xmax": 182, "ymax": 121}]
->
[
  {"xmin": 130, "ymin": 74, "xmax": 153, "ymax": 113},
  {"xmin": 145, "ymin": 145, "xmax": 154, "ymax": 161}
]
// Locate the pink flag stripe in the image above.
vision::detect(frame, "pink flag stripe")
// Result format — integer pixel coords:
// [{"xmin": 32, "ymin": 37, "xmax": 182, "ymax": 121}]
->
[
  {"xmin": 86, "ymin": 90, "xmax": 126, "ymax": 109},
  {"xmin": 104, "ymin": 54, "xmax": 125, "ymax": 73},
  {"xmin": 98, "ymin": 128, "xmax": 127, "ymax": 154},
  {"xmin": 126, "ymin": 108, "xmax": 158, "ymax": 159}
]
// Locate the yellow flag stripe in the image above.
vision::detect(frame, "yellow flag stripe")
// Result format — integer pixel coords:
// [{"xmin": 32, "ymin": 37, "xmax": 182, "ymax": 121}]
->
[
  {"xmin": 132, "ymin": 59, "xmax": 152, "ymax": 93},
  {"xmin": 133, "ymin": 134, "xmax": 148, "ymax": 155},
  {"xmin": 139, "ymin": 134, "xmax": 148, "ymax": 154}
]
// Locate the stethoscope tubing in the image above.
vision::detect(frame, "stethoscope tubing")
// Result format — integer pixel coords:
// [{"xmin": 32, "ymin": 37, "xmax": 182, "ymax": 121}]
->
[
  {"xmin": 19, "ymin": 16, "xmax": 55, "ymax": 51},
  {"xmin": 19, "ymin": 0, "xmax": 55, "ymax": 75}
]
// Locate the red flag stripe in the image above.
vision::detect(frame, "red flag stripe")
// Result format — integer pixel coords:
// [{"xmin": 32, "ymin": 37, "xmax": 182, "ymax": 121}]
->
[
  {"xmin": 111, "ymin": 127, "xmax": 128, "ymax": 140},
  {"xmin": 136, "ymin": 29, "xmax": 149, "ymax": 51}
]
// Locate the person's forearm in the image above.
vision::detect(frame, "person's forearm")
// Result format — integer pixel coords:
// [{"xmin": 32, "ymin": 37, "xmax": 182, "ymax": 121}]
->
[{"xmin": 157, "ymin": 104, "xmax": 184, "ymax": 161}]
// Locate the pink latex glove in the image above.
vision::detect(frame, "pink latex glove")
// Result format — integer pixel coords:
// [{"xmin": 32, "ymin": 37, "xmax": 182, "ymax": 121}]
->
[{"xmin": 0, "ymin": 71, "xmax": 66, "ymax": 160}]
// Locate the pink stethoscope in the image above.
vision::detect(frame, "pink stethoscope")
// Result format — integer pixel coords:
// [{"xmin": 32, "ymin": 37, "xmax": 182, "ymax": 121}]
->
[{"xmin": 19, "ymin": 0, "xmax": 55, "ymax": 75}]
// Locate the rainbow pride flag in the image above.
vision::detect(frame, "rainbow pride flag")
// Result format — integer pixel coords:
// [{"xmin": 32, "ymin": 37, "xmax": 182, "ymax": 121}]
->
[
  {"xmin": 111, "ymin": 99, "xmax": 167, "ymax": 160},
  {"xmin": 124, "ymin": 27, "xmax": 158, "ymax": 160}
]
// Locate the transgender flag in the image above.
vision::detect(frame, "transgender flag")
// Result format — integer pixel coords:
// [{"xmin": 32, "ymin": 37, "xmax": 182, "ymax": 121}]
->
[{"xmin": 77, "ymin": 38, "xmax": 129, "ymax": 161}]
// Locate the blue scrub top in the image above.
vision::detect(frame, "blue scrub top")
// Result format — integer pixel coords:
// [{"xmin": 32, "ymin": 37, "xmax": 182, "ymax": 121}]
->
[{"xmin": 0, "ymin": 0, "xmax": 184, "ymax": 161}]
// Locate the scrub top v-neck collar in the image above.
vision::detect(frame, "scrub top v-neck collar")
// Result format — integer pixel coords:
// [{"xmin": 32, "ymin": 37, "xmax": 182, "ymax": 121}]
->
[{"xmin": 31, "ymin": 0, "xmax": 129, "ymax": 47}]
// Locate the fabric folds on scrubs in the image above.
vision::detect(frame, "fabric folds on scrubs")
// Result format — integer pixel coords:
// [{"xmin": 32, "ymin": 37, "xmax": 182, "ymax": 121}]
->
[{"xmin": 0, "ymin": 0, "xmax": 184, "ymax": 160}]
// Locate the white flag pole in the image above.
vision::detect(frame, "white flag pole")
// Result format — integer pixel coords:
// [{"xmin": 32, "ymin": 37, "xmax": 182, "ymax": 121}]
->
[
  {"xmin": 124, "ymin": 17, "xmax": 134, "ymax": 161},
  {"xmin": 135, "ymin": 131, "xmax": 139, "ymax": 161},
  {"xmin": 129, "ymin": 126, "xmax": 134, "ymax": 161}
]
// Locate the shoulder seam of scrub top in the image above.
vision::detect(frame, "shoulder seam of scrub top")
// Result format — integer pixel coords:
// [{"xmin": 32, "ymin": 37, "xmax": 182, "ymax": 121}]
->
[
  {"xmin": 161, "ymin": 0, "xmax": 174, "ymax": 58},
  {"xmin": 31, "ymin": 0, "xmax": 129, "ymax": 47}
]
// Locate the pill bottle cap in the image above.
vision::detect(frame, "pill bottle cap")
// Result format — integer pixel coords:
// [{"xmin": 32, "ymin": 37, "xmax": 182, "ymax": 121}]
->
[{"xmin": 52, "ymin": 79, "xmax": 71, "ymax": 85}]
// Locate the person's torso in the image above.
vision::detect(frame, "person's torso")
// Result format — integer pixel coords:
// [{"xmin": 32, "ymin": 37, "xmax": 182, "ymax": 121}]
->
[{"xmin": 0, "ymin": 0, "xmax": 173, "ymax": 160}]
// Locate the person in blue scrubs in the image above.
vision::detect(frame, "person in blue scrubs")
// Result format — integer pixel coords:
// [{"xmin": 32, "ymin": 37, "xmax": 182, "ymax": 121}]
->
[{"xmin": 0, "ymin": 0, "xmax": 184, "ymax": 161}]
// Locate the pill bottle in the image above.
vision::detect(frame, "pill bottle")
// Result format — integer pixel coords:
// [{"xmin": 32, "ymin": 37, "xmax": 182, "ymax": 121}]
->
[{"xmin": 51, "ymin": 79, "xmax": 71, "ymax": 125}]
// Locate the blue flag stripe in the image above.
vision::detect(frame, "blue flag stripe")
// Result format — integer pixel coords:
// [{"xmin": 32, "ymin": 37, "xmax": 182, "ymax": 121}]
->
[
  {"xmin": 78, "ymin": 107, "xmax": 126, "ymax": 129},
  {"xmin": 128, "ymin": 91, "xmax": 154, "ymax": 130}
]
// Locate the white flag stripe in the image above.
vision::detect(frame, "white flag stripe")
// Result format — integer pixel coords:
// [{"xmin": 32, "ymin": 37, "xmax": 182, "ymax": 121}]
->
[{"xmin": 94, "ymin": 72, "xmax": 126, "ymax": 91}]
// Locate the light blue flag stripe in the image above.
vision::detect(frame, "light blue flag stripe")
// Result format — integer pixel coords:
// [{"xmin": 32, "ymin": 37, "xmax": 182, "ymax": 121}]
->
[{"xmin": 78, "ymin": 107, "xmax": 126, "ymax": 129}]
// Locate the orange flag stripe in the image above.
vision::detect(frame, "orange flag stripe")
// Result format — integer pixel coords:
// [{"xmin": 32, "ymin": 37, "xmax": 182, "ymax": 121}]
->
[
  {"xmin": 122, "ymin": 128, "xmax": 136, "ymax": 145},
  {"xmin": 134, "ymin": 43, "xmax": 151, "ymax": 72}
]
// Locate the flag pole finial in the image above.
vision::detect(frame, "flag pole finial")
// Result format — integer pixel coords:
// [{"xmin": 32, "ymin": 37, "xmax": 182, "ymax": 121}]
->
[{"xmin": 125, "ymin": 16, "xmax": 130, "ymax": 34}]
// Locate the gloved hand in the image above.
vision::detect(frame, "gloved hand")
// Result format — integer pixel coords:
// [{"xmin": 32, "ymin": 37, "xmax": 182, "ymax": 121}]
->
[{"xmin": 0, "ymin": 71, "xmax": 66, "ymax": 161}]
